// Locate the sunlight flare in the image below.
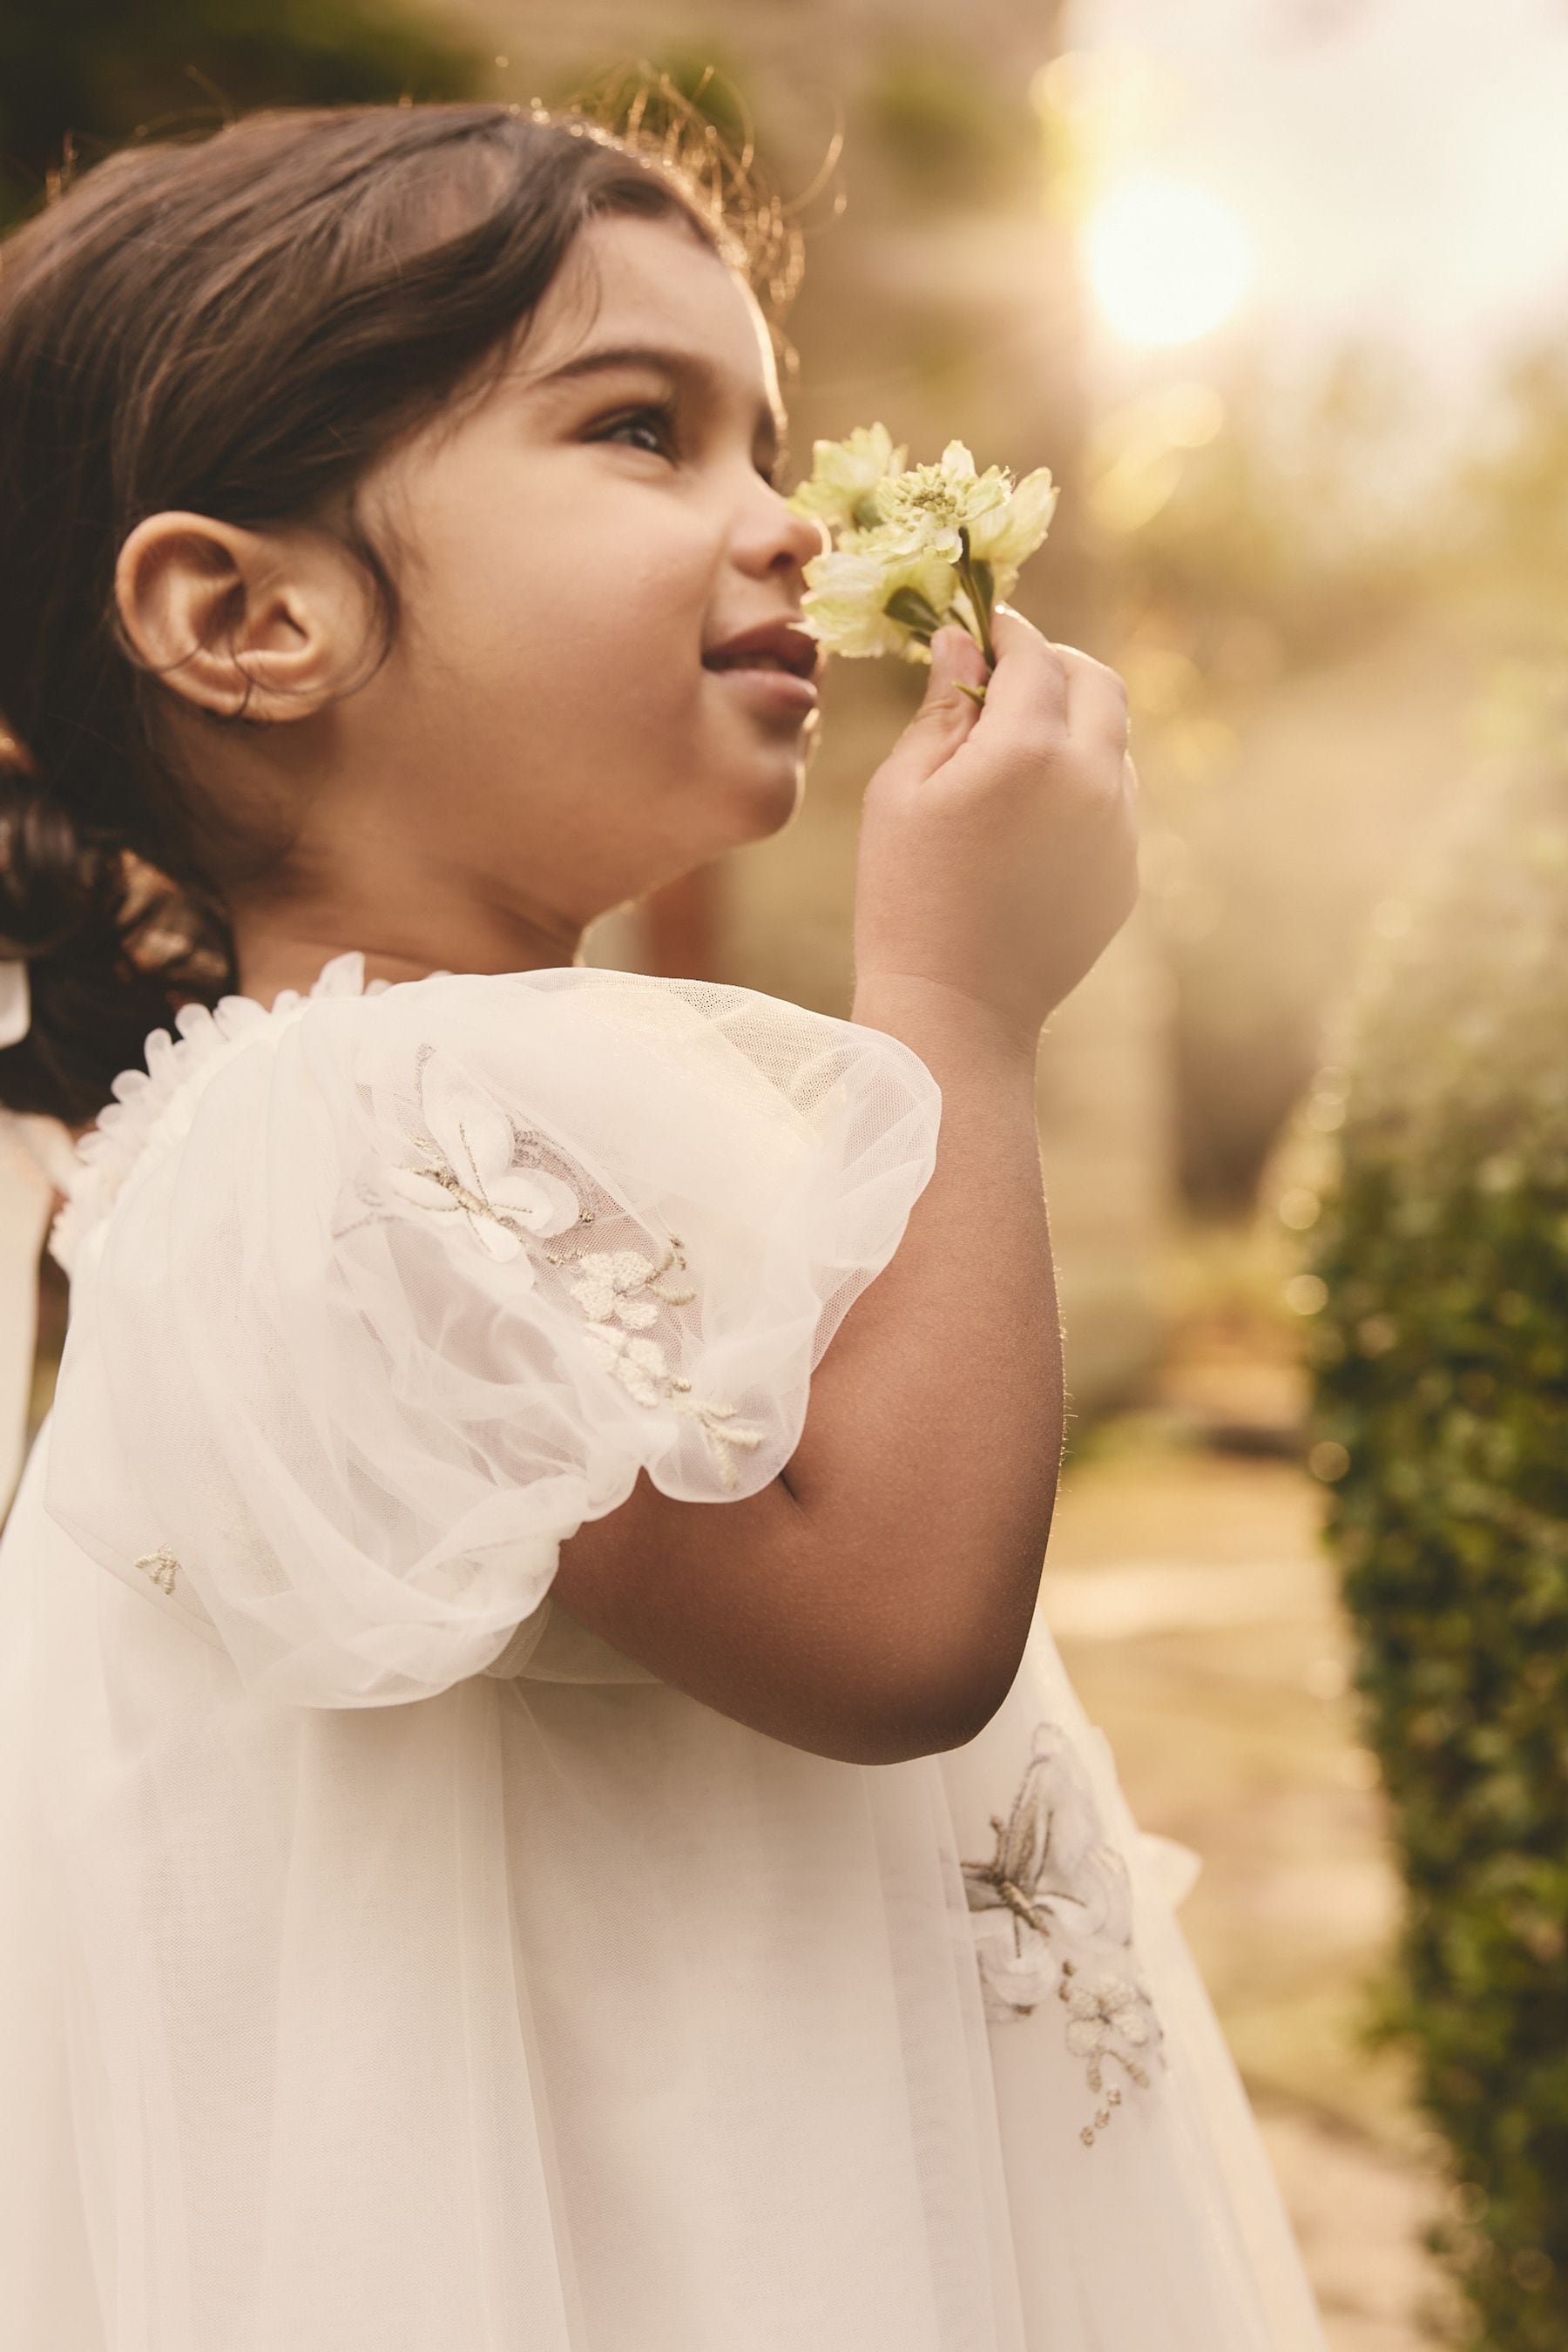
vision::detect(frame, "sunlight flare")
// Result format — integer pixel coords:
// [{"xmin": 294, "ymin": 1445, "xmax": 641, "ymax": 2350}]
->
[{"xmin": 1085, "ymin": 176, "xmax": 1254, "ymax": 347}]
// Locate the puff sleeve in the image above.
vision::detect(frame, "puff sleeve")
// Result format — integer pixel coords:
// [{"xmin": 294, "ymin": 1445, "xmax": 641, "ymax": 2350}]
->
[{"xmin": 44, "ymin": 965, "xmax": 942, "ymax": 1708}]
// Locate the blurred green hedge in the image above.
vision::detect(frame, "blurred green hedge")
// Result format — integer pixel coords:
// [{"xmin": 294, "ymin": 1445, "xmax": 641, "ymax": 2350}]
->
[
  {"xmin": 0, "ymin": 0, "xmax": 483, "ymax": 226},
  {"xmin": 1305, "ymin": 710, "xmax": 1568, "ymax": 2348}
]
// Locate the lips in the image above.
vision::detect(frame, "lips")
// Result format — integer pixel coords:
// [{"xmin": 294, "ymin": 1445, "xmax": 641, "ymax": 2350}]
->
[{"xmin": 702, "ymin": 619, "xmax": 821, "ymax": 682}]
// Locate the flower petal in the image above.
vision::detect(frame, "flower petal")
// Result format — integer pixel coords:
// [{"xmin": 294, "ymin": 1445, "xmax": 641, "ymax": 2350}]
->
[
  {"xmin": 802, "ymin": 539, "xmax": 961, "ymax": 663},
  {"xmin": 467, "ymin": 1207, "xmax": 524, "ymax": 1263},
  {"xmin": 567, "ymin": 1264, "xmax": 618, "ymax": 1321},
  {"xmin": 612, "ymin": 1297, "xmax": 659, "ymax": 1330},
  {"xmin": 384, "ymin": 1166, "xmax": 459, "ymax": 1214},
  {"xmin": 421, "ymin": 1058, "xmax": 517, "ymax": 1192},
  {"xmin": 787, "ymin": 422, "xmax": 907, "ymax": 531},
  {"xmin": 487, "ymin": 1166, "xmax": 580, "ymax": 1236},
  {"xmin": 966, "ymin": 466, "xmax": 1058, "ymax": 570}
]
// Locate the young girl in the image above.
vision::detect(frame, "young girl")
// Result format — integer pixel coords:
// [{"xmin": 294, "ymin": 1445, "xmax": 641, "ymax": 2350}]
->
[{"xmin": 0, "ymin": 104, "xmax": 1327, "ymax": 2351}]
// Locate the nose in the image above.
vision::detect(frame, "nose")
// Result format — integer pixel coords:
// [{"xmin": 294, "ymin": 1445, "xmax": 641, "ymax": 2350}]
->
[{"xmin": 733, "ymin": 477, "xmax": 829, "ymax": 583}]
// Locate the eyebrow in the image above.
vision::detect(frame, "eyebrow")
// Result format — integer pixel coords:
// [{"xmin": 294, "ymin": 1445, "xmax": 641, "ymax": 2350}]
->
[{"xmin": 528, "ymin": 341, "xmax": 786, "ymax": 468}]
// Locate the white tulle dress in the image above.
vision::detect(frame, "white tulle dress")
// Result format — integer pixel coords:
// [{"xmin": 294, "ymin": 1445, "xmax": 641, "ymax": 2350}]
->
[{"xmin": 0, "ymin": 951, "xmax": 1327, "ymax": 2352}]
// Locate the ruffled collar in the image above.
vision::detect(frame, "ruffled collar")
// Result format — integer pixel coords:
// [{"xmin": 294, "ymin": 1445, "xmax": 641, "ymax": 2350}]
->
[{"xmin": 50, "ymin": 950, "xmax": 385, "ymax": 1274}]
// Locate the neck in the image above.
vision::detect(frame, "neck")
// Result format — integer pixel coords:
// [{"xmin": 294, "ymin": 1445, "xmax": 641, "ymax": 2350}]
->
[{"xmin": 228, "ymin": 895, "xmax": 587, "ymax": 1012}]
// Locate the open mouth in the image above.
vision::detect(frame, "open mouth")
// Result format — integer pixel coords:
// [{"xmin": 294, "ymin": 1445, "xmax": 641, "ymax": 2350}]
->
[
  {"xmin": 701, "ymin": 621, "xmax": 821, "ymax": 684},
  {"xmin": 704, "ymin": 649, "xmax": 808, "ymax": 674}
]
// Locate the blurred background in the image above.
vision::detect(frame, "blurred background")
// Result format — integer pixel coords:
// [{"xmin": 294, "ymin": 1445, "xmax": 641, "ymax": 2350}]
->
[{"xmin": 7, "ymin": 3, "xmax": 1568, "ymax": 2343}]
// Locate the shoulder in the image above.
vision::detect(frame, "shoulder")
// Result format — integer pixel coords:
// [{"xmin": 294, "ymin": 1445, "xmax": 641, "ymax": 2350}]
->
[
  {"xmin": 50, "ymin": 950, "xmax": 382, "ymax": 1273},
  {"xmin": 50, "ymin": 955, "xmax": 939, "ymax": 1275}
]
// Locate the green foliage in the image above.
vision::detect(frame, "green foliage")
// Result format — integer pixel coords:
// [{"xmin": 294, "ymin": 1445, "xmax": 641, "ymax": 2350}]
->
[
  {"xmin": 0, "ymin": 0, "xmax": 483, "ymax": 225},
  {"xmin": 863, "ymin": 44, "xmax": 1039, "ymax": 210},
  {"xmin": 1307, "ymin": 720, "xmax": 1568, "ymax": 2347},
  {"xmin": 1446, "ymin": 350, "xmax": 1568, "ymax": 676}
]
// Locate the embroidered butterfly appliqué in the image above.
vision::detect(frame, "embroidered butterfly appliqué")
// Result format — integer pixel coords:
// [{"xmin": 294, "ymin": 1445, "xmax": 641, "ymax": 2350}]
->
[
  {"xmin": 344, "ymin": 1047, "xmax": 765, "ymax": 1489},
  {"xmin": 379, "ymin": 1044, "xmax": 581, "ymax": 1267},
  {"xmin": 961, "ymin": 1720, "xmax": 1162, "ymax": 2145}
]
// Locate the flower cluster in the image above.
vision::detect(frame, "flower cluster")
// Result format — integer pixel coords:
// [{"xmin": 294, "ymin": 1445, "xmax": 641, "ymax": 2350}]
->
[{"xmin": 788, "ymin": 424, "xmax": 1058, "ymax": 678}]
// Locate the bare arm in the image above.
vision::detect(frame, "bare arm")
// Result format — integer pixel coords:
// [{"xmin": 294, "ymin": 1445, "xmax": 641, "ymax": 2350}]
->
[
  {"xmin": 550, "ymin": 613, "xmax": 1136, "ymax": 1765},
  {"xmin": 551, "ymin": 985, "xmax": 1057, "ymax": 1764}
]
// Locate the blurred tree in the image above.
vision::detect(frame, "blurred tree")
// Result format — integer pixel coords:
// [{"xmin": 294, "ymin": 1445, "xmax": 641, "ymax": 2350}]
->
[
  {"xmin": 862, "ymin": 41, "xmax": 1039, "ymax": 213},
  {"xmin": 0, "ymin": 0, "xmax": 484, "ymax": 225}
]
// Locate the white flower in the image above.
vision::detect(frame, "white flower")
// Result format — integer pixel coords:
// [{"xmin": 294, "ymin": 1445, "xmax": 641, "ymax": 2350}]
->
[
  {"xmin": 566, "ymin": 1248, "xmax": 667, "ymax": 1328},
  {"xmin": 791, "ymin": 427, "xmax": 1058, "ymax": 672},
  {"xmin": 801, "ymin": 536, "xmax": 960, "ymax": 663},
  {"xmin": 875, "ymin": 439, "xmax": 1011, "ymax": 556},
  {"xmin": 964, "ymin": 465, "xmax": 1058, "ymax": 599},
  {"xmin": 1064, "ymin": 1973, "xmax": 1154, "ymax": 2060},
  {"xmin": 383, "ymin": 1056, "xmax": 580, "ymax": 1266},
  {"xmin": 787, "ymin": 422, "xmax": 908, "ymax": 534},
  {"xmin": 557, "ymin": 1237, "xmax": 697, "ymax": 1325}
]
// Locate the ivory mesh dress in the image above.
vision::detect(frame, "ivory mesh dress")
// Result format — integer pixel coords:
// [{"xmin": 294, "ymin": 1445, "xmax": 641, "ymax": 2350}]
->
[{"xmin": 0, "ymin": 952, "xmax": 1327, "ymax": 2351}]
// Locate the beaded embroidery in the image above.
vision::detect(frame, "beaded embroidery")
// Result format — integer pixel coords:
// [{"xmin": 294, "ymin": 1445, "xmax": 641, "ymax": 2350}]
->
[
  {"xmin": 134, "ymin": 1545, "xmax": 179, "ymax": 1596},
  {"xmin": 544, "ymin": 1235, "xmax": 765, "ymax": 1492},
  {"xmin": 961, "ymin": 1720, "xmax": 1161, "ymax": 2144}
]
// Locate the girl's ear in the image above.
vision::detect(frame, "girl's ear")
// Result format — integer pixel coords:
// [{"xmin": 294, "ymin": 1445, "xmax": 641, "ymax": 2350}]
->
[{"xmin": 113, "ymin": 510, "xmax": 372, "ymax": 723}]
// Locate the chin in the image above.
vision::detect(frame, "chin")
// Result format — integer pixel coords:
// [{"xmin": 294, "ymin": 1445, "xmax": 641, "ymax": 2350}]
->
[
  {"xmin": 730, "ymin": 751, "xmax": 806, "ymax": 841},
  {"xmin": 747, "ymin": 713, "xmax": 817, "ymax": 826}
]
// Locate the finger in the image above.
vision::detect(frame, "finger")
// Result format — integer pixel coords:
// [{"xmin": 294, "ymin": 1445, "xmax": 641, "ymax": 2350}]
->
[
  {"xmin": 892, "ymin": 624, "xmax": 986, "ymax": 786},
  {"xmin": 1051, "ymin": 644, "xmax": 1131, "ymax": 750},
  {"xmin": 980, "ymin": 605, "xmax": 1071, "ymax": 736},
  {"xmin": 931, "ymin": 621, "xmax": 990, "ymax": 700}
]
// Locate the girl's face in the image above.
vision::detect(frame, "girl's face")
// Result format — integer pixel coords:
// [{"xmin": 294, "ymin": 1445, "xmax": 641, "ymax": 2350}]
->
[{"xmin": 339, "ymin": 210, "xmax": 826, "ymax": 948}]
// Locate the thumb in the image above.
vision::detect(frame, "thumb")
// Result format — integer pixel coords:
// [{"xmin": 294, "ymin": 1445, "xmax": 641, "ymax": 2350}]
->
[{"xmin": 897, "ymin": 624, "xmax": 986, "ymax": 784}]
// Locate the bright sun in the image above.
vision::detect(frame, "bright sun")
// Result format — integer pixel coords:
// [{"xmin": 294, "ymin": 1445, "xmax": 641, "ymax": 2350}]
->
[{"xmin": 1085, "ymin": 177, "xmax": 1254, "ymax": 347}]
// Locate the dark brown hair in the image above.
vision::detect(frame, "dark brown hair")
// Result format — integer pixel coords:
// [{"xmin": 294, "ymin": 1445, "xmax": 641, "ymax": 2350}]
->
[{"xmin": 0, "ymin": 100, "xmax": 783, "ymax": 1124}]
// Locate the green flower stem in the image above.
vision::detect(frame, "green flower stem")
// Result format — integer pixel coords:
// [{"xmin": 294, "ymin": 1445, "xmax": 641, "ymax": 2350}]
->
[
  {"xmin": 963, "ymin": 579, "xmax": 996, "ymax": 667},
  {"xmin": 954, "ymin": 531, "xmax": 997, "ymax": 671}
]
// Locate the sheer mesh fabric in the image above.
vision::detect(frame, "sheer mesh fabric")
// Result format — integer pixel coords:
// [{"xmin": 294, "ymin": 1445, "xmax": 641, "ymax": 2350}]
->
[
  {"xmin": 44, "ymin": 961, "xmax": 942, "ymax": 1707},
  {"xmin": 0, "ymin": 957, "xmax": 1327, "ymax": 2349}
]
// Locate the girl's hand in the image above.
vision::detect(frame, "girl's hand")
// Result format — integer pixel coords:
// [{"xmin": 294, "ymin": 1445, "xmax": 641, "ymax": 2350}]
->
[{"xmin": 852, "ymin": 610, "xmax": 1139, "ymax": 1052}]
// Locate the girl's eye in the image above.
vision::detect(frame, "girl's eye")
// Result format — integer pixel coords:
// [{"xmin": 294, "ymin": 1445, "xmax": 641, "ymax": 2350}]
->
[
  {"xmin": 595, "ymin": 405, "xmax": 678, "ymax": 461},
  {"xmin": 593, "ymin": 407, "xmax": 783, "ymax": 487}
]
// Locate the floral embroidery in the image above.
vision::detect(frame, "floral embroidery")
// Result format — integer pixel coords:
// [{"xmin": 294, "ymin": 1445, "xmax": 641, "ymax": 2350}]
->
[
  {"xmin": 961, "ymin": 1720, "xmax": 1161, "ymax": 2144},
  {"xmin": 560, "ymin": 1241, "xmax": 696, "ymax": 1328},
  {"xmin": 134, "ymin": 1545, "xmax": 179, "ymax": 1596},
  {"xmin": 348, "ymin": 1050, "xmax": 766, "ymax": 1490},
  {"xmin": 545, "ymin": 1233, "xmax": 766, "ymax": 1492}
]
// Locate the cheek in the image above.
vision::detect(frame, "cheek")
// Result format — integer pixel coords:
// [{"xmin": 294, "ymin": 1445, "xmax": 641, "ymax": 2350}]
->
[{"xmin": 429, "ymin": 485, "xmax": 714, "ymax": 702}]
